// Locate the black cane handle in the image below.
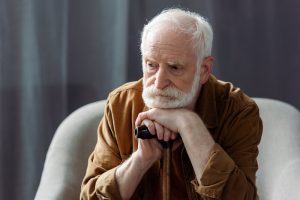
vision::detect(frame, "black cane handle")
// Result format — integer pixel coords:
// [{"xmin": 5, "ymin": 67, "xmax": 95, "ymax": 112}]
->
[
  {"xmin": 135, "ymin": 125, "xmax": 156, "ymax": 139},
  {"xmin": 135, "ymin": 125, "xmax": 172, "ymax": 149}
]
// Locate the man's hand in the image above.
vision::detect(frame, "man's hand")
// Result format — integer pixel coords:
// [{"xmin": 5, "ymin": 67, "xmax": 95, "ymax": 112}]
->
[
  {"xmin": 135, "ymin": 108, "xmax": 199, "ymax": 135},
  {"xmin": 134, "ymin": 119, "xmax": 177, "ymax": 165},
  {"xmin": 135, "ymin": 108, "xmax": 216, "ymax": 183},
  {"xmin": 116, "ymin": 116, "xmax": 178, "ymax": 200}
]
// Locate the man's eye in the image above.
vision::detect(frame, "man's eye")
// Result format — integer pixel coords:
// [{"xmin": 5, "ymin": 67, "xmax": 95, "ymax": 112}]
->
[
  {"xmin": 147, "ymin": 63, "xmax": 157, "ymax": 68},
  {"xmin": 169, "ymin": 64, "xmax": 182, "ymax": 71},
  {"xmin": 170, "ymin": 65, "xmax": 179, "ymax": 70},
  {"xmin": 169, "ymin": 64, "xmax": 184, "ymax": 75}
]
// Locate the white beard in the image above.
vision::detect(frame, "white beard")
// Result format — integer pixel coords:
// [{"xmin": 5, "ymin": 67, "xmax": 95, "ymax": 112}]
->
[{"xmin": 142, "ymin": 72, "xmax": 200, "ymax": 109}]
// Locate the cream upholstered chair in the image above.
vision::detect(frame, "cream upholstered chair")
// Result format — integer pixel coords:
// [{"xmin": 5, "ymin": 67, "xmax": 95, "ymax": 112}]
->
[
  {"xmin": 35, "ymin": 98, "xmax": 300, "ymax": 200},
  {"xmin": 35, "ymin": 100, "xmax": 106, "ymax": 200},
  {"xmin": 254, "ymin": 98, "xmax": 300, "ymax": 200}
]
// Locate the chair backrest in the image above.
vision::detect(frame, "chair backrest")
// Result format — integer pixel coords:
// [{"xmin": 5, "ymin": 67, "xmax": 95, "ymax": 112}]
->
[
  {"xmin": 254, "ymin": 98, "xmax": 300, "ymax": 200},
  {"xmin": 35, "ymin": 100, "xmax": 106, "ymax": 200}
]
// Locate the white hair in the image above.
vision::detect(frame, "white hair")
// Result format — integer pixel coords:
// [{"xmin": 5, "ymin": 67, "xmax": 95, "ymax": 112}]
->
[{"xmin": 140, "ymin": 8, "xmax": 213, "ymax": 65}]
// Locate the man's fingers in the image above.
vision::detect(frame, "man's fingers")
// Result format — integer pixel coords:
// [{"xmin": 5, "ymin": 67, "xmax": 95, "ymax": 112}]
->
[
  {"xmin": 136, "ymin": 109, "xmax": 180, "ymax": 141},
  {"xmin": 135, "ymin": 109, "xmax": 158, "ymax": 127},
  {"xmin": 163, "ymin": 127, "xmax": 172, "ymax": 141},
  {"xmin": 141, "ymin": 119, "xmax": 156, "ymax": 136},
  {"xmin": 154, "ymin": 122, "xmax": 174, "ymax": 142},
  {"xmin": 170, "ymin": 131, "xmax": 177, "ymax": 140},
  {"xmin": 154, "ymin": 122, "xmax": 163, "ymax": 140},
  {"xmin": 138, "ymin": 119, "xmax": 176, "ymax": 142},
  {"xmin": 135, "ymin": 111, "xmax": 149, "ymax": 127}
]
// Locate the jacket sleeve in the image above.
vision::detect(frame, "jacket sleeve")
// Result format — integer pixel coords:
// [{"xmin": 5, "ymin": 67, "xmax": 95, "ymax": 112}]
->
[
  {"xmin": 80, "ymin": 102, "xmax": 123, "ymax": 200},
  {"xmin": 193, "ymin": 102, "xmax": 262, "ymax": 199}
]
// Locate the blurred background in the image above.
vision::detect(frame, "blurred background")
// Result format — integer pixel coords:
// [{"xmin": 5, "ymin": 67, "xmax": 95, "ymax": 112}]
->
[{"xmin": 0, "ymin": 0, "xmax": 299, "ymax": 200}]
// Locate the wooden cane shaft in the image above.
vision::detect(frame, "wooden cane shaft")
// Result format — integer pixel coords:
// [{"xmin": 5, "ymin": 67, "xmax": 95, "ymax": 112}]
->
[{"xmin": 162, "ymin": 147, "xmax": 171, "ymax": 200}]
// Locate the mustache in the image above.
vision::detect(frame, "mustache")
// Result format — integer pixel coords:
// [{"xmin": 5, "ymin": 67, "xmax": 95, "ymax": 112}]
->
[{"xmin": 143, "ymin": 85, "xmax": 187, "ymax": 98}]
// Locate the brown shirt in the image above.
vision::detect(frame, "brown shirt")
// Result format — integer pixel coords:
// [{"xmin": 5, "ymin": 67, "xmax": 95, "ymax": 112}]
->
[{"xmin": 80, "ymin": 75, "xmax": 262, "ymax": 200}]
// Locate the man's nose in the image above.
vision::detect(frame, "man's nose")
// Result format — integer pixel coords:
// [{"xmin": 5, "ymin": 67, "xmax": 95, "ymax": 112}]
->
[{"xmin": 154, "ymin": 68, "xmax": 170, "ymax": 89}]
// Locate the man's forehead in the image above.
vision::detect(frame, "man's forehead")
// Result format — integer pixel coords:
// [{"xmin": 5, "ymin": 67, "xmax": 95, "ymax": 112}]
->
[{"xmin": 142, "ymin": 40, "xmax": 196, "ymax": 63}]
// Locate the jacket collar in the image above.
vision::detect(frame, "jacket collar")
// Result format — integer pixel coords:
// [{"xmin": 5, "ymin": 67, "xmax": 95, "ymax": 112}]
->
[{"xmin": 195, "ymin": 75, "xmax": 219, "ymax": 129}]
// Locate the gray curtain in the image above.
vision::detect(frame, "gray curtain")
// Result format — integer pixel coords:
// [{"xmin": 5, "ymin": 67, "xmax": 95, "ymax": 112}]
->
[{"xmin": 0, "ymin": 0, "xmax": 299, "ymax": 200}]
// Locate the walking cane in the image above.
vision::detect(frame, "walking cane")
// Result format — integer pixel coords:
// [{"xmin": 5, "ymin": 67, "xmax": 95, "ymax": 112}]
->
[{"xmin": 135, "ymin": 125, "xmax": 173, "ymax": 200}]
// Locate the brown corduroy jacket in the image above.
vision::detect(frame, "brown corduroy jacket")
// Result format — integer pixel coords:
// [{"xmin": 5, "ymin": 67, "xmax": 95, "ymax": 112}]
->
[{"xmin": 80, "ymin": 75, "xmax": 262, "ymax": 200}]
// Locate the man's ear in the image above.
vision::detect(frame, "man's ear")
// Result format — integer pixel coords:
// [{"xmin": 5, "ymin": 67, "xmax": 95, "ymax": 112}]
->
[{"xmin": 199, "ymin": 56, "xmax": 214, "ymax": 84}]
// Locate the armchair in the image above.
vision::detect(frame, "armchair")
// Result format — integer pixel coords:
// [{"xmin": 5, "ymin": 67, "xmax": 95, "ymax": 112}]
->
[{"xmin": 35, "ymin": 98, "xmax": 300, "ymax": 200}]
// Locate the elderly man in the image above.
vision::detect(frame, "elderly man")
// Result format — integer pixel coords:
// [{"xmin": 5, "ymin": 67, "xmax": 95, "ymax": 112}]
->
[{"xmin": 81, "ymin": 8, "xmax": 262, "ymax": 200}]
